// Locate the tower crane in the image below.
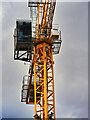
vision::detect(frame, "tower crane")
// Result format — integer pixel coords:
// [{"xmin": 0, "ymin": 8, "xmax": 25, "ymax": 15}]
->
[{"xmin": 13, "ymin": 0, "xmax": 62, "ymax": 119}]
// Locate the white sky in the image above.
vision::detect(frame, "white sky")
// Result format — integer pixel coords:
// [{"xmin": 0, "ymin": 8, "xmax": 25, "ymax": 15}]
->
[
  {"xmin": 0, "ymin": 1, "xmax": 88, "ymax": 119},
  {"xmin": 0, "ymin": 4, "xmax": 2, "ymax": 120}
]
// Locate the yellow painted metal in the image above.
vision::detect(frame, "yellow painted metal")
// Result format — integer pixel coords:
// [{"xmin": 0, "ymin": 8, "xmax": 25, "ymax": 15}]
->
[
  {"xmin": 34, "ymin": 46, "xmax": 37, "ymax": 117},
  {"xmin": 37, "ymin": 0, "xmax": 40, "ymax": 39},
  {"xmin": 43, "ymin": 43, "xmax": 48, "ymax": 119},
  {"xmin": 33, "ymin": 42, "xmax": 56, "ymax": 119},
  {"xmin": 27, "ymin": 0, "xmax": 57, "ymax": 119},
  {"xmin": 51, "ymin": 48, "xmax": 56, "ymax": 119},
  {"xmin": 36, "ymin": 82, "xmax": 44, "ymax": 90}
]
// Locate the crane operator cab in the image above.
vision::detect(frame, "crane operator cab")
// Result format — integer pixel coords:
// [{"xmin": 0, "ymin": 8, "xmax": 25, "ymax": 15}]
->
[{"xmin": 14, "ymin": 19, "xmax": 33, "ymax": 62}]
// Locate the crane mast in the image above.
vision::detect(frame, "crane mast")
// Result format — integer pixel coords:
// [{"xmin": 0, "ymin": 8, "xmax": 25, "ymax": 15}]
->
[
  {"xmin": 14, "ymin": 0, "xmax": 62, "ymax": 119},
  {"xmin": 33, "ymin": 43, "xmax": 55, "ymax": 119},
  {"xmin": 29, "ymin": 0, "xmax": 56, "ymax": 119}
]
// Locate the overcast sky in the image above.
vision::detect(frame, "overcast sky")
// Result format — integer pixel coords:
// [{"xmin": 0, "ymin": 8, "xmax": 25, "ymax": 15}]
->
[{"xmin": 1, "ymin": 1, "xmax": 88, "ymax": 119}]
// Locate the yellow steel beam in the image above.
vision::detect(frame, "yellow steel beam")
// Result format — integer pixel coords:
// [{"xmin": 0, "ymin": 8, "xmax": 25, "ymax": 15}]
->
[
  {"xmin": 37, "ymin": 0, "xmax": 40, "ymax": 39},
  {"xmin": 51, "ymin": 47, "xmax": 56, "ymax": 119},
  {"xmin": 43, "ymin": 43, "xmax": 48, "ymax": 119},
  {"xmin": 36, "ymin": 82, "xmax": 44, "ymax": 90},
  {"xmin": 33, "ymin": 43, "xmax": 55, "ymax": 119},
  {"xmin": 34, "ymin": 46, "xmax": 37, "ymax": 116}
]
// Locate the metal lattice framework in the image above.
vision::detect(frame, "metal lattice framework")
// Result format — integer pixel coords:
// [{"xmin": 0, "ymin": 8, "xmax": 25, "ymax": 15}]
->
[
  {"xmin": 20, "ymin": 0, "xmax": 62, "ymax": 119},
  {"xmin": 27, "ymin": 0, "xmax": 56, "ymax": 119},
  {"xmin": 33, "ymin": 43, "xmax": 55, "ymax": 119},
  {"xmin": 28, "ymin": 0, "xmax": 56, "ymax": 40}
]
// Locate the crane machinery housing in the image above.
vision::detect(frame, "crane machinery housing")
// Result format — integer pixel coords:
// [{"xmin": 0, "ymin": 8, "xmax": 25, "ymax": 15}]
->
[{"xmin": 13, "ymin": 0, "xmax": 62, "ymax": 119}]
